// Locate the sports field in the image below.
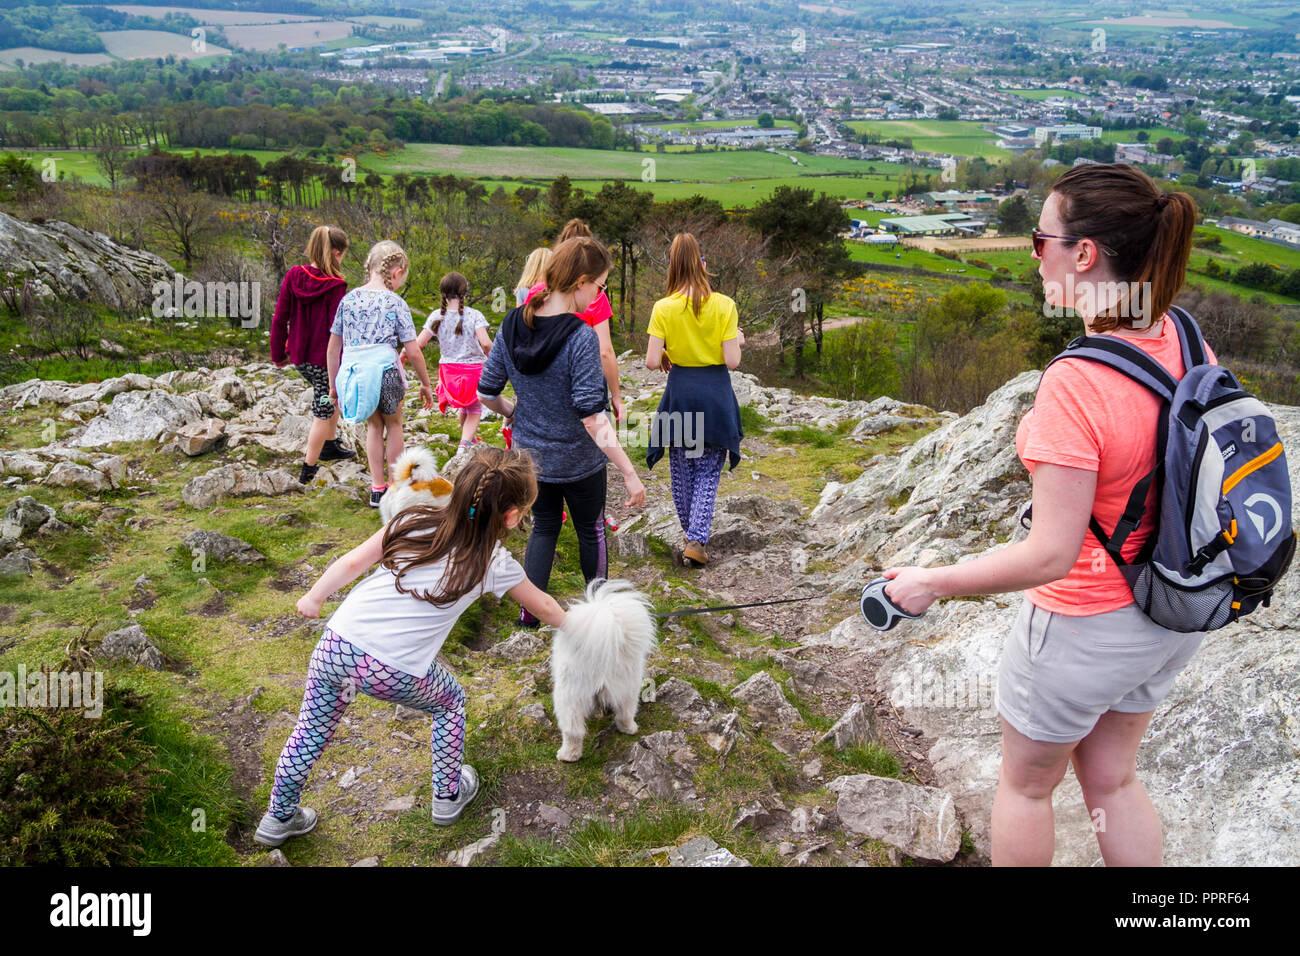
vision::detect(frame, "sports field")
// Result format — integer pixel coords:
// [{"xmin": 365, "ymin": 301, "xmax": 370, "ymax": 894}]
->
[
  {"xmin": 1005, "ymin": 88, "xmax": 1086, "ymax": 101},
  {"xmin": 846, "ymin": 120, "xmax": 1011, "ymax": 158}
]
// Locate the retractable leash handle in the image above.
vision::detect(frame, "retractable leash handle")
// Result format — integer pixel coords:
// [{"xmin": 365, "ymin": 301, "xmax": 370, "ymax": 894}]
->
[{"xmin": 860, "ymin": 578, "xmax": 924, "ymax": 631}]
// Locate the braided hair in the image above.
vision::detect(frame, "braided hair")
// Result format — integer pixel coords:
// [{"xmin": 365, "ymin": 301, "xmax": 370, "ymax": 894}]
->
[
  {"xmin": 380, "ymin": 447, "xmax": 538, "ymax": 605},
  {"xmin": 362, "ymin": 240, "xmax": 409, "ymax": 292},
  {"xmin": 429, "ymin": 272, "xmax": 470, "ymax": 336}
]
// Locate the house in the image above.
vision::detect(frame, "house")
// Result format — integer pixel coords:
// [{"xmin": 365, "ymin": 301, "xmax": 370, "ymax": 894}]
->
[{"xmin": 880, "ymin": 213, "xmax": 986, "ymax": 237}]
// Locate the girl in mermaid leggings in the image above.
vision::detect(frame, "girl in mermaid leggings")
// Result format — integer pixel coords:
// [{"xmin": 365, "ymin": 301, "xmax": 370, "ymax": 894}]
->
[{"xmin": 255, "ymin": 447, "xmax": 566, "ymax": 847}]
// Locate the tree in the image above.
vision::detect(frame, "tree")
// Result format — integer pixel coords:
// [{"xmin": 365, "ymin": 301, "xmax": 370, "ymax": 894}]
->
[
  {"xmin": 747, "ymin": 186, "xmax": 851, "ymax": 378},
  {"xmin": 996, "ymin": 195, "xmax": 1032, "ymax": 235},
  {"xmin": 144, "ymin": 176, "xmax": 219, "ymax": 270},
  {"xmin": 572, "ymin": 180, "xmax": 654, "ymax": 328},
  {"xmin": 757, "ymin": 112, "xmax": 775, "ymax": 129}
]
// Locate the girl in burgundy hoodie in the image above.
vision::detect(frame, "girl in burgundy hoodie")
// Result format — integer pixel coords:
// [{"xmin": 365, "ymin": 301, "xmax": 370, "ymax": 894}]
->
[{"xmin": 270, "ymin": 226, "xmax": 355, "ymax": 483}]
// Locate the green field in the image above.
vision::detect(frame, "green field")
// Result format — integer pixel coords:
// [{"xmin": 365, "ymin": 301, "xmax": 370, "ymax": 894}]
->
[
  {"xmin": 846, "ymin": 120, "xmax": 1012, "ymax": 159},
  {"xmin": 1099, "ymin": 126, "xmax": 1188, "ymax": 144},
  {"xmin": 848, "ymin": 240, "xmax": 998, "ymax": 279},
  {"xmin": 1005, "ymin": 88, "xmax": 1087, "ymax": 101}
]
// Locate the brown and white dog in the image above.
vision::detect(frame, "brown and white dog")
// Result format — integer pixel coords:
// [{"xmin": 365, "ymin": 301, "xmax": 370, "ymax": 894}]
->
[{"xmin": 378, "ymin": 447, "xmax": 453, "ymax": 523}]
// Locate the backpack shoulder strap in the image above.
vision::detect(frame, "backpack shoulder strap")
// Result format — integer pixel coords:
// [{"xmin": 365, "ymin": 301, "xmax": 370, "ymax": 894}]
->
[
  {"xmin": 1044, "ymin": 334, "xmax": 1178, "ymax": 404},
  {"xmin": 1165, "ymin": 305, "xmax": 1209, "ymax": 369}
]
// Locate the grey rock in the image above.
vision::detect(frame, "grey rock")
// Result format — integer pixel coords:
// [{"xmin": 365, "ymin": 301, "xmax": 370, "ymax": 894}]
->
[
  {"xmin": 176, "ymin": 418, "xmax": 227, "ymax": 456},
  {"xmin": 731, "ymin": 671, "xmax": 802, "ymax": 728},
  {"xmin": 381, "ymin": 796, "xmax": 416, "ymax": 813},
  {"xmin": 518, "ymin": 702, "xmax": 550, "ymax": 726},
  {"xmin": 818, "ymin": 701, "xmax": 882, "ymax": 750},
  {"xmin": 0, "ymin": 453, "xmax": 48, "ymax": 478},
  {"xmin": 73, "ymin": 389, "xmax": 203, "ymax": 447},
  {"xmin": 490, "ymin": 631, "xmax": 544, "ymax": 661},
  {"xmin": 264, "ymin": 849, "xmax": 291, "ymax": 867},
  {"xmin": 338, "ymin": 767, "xmax": 359, "ymax": 790},
  {"xmin": 536, "ymin": 803, "xmax": 572, "ymax": 828},
  {"xmin": 654, "ymin": 677, "xmax": 712, "ymax": 726},
  {"xmin": 665, "ymin": 836, "xmax": 750, "ymax": 867},
  {"xmin": 613, "ymin": 531, "xmax": 651, "ymax": 558},
  {"xmin": 0, "ymin": 548, "xmax": 35, "ymax": 577},
  {"xmin": 183, "ymin": 529, "xmax": 265, "ymax": 565},
  {"xmin": 44, "ymin": 461, "xmax": 110, "ymax": 493},
  {"xmin": 97, "ymin": 623, "xmax": 164, "ymax": 670},
  {"xmin": 703, "ymin": 710, "xmax": 743, "ymax": 755},
  {"xmin": 829, "ymin": 774, "xmax": 962, "ymax": 863},
  {"xmin": 181, "ymin": 464, "xmax": 300, "ymax": 508},
  {"xmin": 351, "ymin": 856, "xmax": 381, "ymax": 867},
  {"xmin": 446, "ymin": 831, "xmax": 501, "ymax": 867},
  {"xmin": 612, "ymin": 730, "xmax": 697, "ymax": 802},
  {"xmin": 394, "ymin": 704, "xmax": 427, "ymax": 721},
  {"xmin": 2, "ymin": 496, "xmax": 54, "ymax": 539}
]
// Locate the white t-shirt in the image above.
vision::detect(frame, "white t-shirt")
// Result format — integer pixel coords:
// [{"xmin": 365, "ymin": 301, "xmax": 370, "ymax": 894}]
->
[
  {"xmin": 424, "ymin": 306, "xmax": 489, "ymax": 364},
  {"xmin": 326, "ymin": 542, "xmax": 525, "ymax": 677}
]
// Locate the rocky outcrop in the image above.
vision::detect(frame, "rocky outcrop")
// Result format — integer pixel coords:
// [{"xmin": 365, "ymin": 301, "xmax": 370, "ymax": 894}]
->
[
  {"xmin": 73, "ymin": 389, "xmax": 204, "ymax": 448},
  {"xmin": 0, "ymin": 211, "xmax": 173, "ymax": 311},
  {"xmin": 807, "ymin": 372, "xmax": 1300, "ymax": 866}
]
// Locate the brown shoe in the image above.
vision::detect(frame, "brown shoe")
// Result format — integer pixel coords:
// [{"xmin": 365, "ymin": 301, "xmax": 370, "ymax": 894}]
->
[{"xmin": 683, "ymin": 540, "xmax": 708, "ymax": 567}]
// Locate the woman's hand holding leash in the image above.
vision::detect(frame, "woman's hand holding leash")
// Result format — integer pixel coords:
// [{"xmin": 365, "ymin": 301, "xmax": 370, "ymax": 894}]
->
[{"xmin": 880, "ymin": 567, "xmax": 942, "ymax": 617}]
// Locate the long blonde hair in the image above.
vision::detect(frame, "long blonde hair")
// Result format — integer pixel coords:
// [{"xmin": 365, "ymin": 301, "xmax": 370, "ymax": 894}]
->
[
  {"xmin": 516, "ymin": 247, "xmax": 551, "ymax": 293},
  {"xmin": 666, "ymin": 232, "xmax": 712, "ymax": 317},
  {"xmin": 305, "ymin": 225, "xmax": 348, "ymax": 279},
  {"xmin": 363, "ymin": 239, "xmax": 409, "ymax": 291}
]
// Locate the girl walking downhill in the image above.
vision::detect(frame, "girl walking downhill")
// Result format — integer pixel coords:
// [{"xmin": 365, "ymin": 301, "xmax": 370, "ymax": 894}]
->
[
  {"xmin": 255, "ymin": 447, "xmax": 567, "ymax": 846},
  {"xmin": 269, "ymin": 225, "xmax": 356, "ymax": 484},
  {"xmin": 326, "ymin": 240, "xmax": 434, "ymax": 508},
  {"xmin": 478, "ymin": 236, "xmax": 646, "ymax": 630},
  {"xmin": 883, "ymin": 163, "xmax": 1210, "ymax": 866},
  {"xmin": 645, "ymin": 233, "xmax": 745, "ymax": 567},
  {"xmin": 414, "ymin": 272, "xmax": 492, "ymax": 454}
]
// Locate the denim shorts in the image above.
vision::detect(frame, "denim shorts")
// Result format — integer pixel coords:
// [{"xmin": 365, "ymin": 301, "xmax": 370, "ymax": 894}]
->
[{"xmin": 995, "ymin": 600, "xmax": 1205, "ymax": 743}]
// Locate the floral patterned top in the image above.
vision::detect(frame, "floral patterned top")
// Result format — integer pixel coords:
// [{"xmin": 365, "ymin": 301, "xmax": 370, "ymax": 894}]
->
[{"xmin": 330, "ymin": 288, "xmax": 417, "ymax": 352}]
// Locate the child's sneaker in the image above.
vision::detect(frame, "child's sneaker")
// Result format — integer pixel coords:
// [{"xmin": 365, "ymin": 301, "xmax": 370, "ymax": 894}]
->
[
  {"xmin": 253, "ymin": 806, "xmax": 318, "ymax": 847},
  {"xmin": 369, "ymin": 486, "xmax": 387, "ymax": 508},
  {"xmin": 318, "ymin": 438, "xmax": 355, "ymax": 462},
  {"xmin": 431, "ymin": 765, "xmax": 479, "ymax": 826},
  {"xmin": 298, "ymin": 463, "xmax": 320, "ymax": 485}
]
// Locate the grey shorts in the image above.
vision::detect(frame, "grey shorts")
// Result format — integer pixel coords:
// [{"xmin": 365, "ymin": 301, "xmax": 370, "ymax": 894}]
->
[{"xmin": 996, "ymin": 600, "xmax": 1205, "ymax": 744}]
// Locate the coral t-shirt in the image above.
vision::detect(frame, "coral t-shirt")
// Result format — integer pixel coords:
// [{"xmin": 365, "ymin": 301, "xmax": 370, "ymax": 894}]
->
[
  {"xmin": 524, "ymin": 282, "xmax": 612, "ymax": 327},
  {"xmin": 1015, "ymin": 315, "xmax": 1217, "ymax": 615}
]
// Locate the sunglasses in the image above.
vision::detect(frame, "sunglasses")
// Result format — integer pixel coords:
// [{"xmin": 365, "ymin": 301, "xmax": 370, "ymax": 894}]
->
[
  {"xmin": 1032, "ymin": 228, "xmax": 1117, "ymax": 258},
  {"xmin": 595, "ymin": 280, "xmax": 607, "ymax": 295}
]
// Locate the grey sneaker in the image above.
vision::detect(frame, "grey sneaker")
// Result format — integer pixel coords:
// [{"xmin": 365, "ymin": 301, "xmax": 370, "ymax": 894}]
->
[
  {"xmin": 254, "ymin": 806, "xmax": 318, "ymax": 847},
  {"xmin": 431, "ymin": 765, "xmax": 479, "ymax": 826}
]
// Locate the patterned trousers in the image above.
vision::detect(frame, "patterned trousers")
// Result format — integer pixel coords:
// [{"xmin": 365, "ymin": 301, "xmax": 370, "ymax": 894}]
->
[
  {"xmin": 267, "ymin": 627, "xmax": 465, "ymax": 821},
  {"xmin": 668, "ymin": 445, "xmax": 727, "ymax": 543}
]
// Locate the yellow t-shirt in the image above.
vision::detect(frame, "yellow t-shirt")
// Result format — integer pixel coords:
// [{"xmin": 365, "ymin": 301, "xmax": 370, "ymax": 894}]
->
[{"xmin": 647, "ymin": 291, "xmax": 738, "ymax": 367}]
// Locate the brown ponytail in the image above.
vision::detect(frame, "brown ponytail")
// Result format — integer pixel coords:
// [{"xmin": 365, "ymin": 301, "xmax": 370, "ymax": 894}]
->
[{"xmin": 1050, "ymin": 163, "xmax": 1197, "ymax": 332}]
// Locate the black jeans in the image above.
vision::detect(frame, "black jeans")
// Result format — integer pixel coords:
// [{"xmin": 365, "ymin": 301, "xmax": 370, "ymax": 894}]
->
[{"xmin": 522, "ymin": 467, "xmax": 608, "ymax": 618}]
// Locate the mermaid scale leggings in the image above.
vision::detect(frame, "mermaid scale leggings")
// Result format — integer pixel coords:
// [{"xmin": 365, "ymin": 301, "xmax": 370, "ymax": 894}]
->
[{"xmin": 268, "ymin": 627, "xmax": 466, "ymax": 821}]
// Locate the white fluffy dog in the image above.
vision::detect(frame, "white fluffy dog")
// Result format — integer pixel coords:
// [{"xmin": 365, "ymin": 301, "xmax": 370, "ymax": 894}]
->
[
  {"xmin": 551, "ymin": 578, "xmax": 658, "ymax": 762},
  {"xmin": 378, "ymin": 447, "xmax": 453, "ymax": 524}
]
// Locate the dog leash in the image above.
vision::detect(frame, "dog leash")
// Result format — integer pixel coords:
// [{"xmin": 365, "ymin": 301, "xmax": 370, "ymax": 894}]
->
[{"xmin": 654, "ymin": 595, "xmax": 819, "ymax": 619}]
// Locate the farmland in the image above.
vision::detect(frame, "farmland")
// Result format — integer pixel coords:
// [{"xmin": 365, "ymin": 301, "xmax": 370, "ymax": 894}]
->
[{"xmin": 846, "ymin": 120, "xmax": 1013, "ymax": 158}]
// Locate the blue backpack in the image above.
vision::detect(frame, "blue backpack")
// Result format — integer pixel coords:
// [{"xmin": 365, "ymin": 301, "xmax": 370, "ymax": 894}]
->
[{"xmin": 1037, "ymin": 306, "xmax": 1296, "ymax": 632}]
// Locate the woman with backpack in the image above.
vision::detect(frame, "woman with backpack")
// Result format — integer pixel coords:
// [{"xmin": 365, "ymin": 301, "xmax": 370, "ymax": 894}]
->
[{"xmin": 882, "ymin": 164, "xmax": 1210, "ymax": 866}]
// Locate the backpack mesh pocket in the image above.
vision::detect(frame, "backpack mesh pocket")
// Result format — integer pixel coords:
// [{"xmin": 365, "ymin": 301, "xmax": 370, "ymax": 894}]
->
[{"xmin": 1126, "ymin": 564, "xmax": 1234, "ymax": 632}]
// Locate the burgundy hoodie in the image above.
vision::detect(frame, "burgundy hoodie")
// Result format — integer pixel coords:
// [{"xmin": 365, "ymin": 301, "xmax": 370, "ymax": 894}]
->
[{"xmin": 269, "ymin": 265, "xmax": 348, "ymax": 367}]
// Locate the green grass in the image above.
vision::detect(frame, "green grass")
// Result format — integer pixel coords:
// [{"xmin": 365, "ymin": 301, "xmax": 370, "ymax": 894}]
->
[
  {"xmin": 846, "ymin": 120, "xmax": 1012, "ymax": 159},
  {"xmin": 1004, "ymin": 88, "xmax": 1087, "ymax": 101},
  {"xmin": 848, "ymin": 241, "xmax": 999, "ymax": 279},
  {"xmin": 650, "ymin": 118, "xmax": 801, "ymax": 132}
]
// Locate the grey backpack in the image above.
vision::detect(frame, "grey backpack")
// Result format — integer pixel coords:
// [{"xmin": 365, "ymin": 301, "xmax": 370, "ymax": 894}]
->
[{"xmin": 1038, "ymin": 306, "xmax": 1295, "ymax": 632}]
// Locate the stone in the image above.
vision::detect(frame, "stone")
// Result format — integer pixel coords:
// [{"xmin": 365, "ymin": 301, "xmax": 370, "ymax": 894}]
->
[
  {"xmin": 2, "ymin": 496, "xmax": 54, "ymax": 539},
  {"xmin": 489, "ymin": 631, "xmax": 544, "ymax": 661},
  {"xmin": 613, "ymin": 531, "xmax": 651, "ymax": 558},
  {"xmin": 183, "ymin": 529, "xmax": 265, "ymax": 565},
  {"xmin": 818, "ymin": 701, "xmax": 882, "ymax": 750},
  {"xmin": 394, "ymin": 704, "xmax": 427, "ymax": 721},
  {"xmin": 92, "ymin": 455, "xmax": 126, "ymax": 487},
  {"xmin": 0, "ymin": 453, "xmax": 48, "ymax": 478},
  {"xmin": 518, "ymin": 702, "xmax": 550, "ymax": 726},
  {"xmin": 731, "ymin": 671, "xmax": 802, "ymax": 729},
  {"xmin": 97, "ymin": 623, "xmax": 164, "ymax": 670},
  {"xmin": 536, "ymin": 804, "xmax": 572, "ymax": 828},
  {"xmin": 73, "ymin": 389, "xmax": 203, "ymax": 447},
  {"xmin": 381, "ymin": 796, "xmax": 416, "ymax": 813},
  {"xmin": 703, "ymin": 711, "xmax": 742, "ymax": 755},
  {"xmin": 338, "ymin": 768, "xmax": 359, "ymax": 790},
  {"xmin": 0, "ymin": 548, "xmax": 35, "ymax": 577},
  {"xmin": 612, "ymin": 730, "xmax": 697, "ymax": 802},
  {"xmin": 446, "ymin": 831, "xmax": 501, "ymax": 867},
  {"xmin": 351, "ymin": 856, "xmax": 381, "ymax": 867},
  {"xmin": 60, "ymin": 400, "xmax": 102, "ymax": 422},
  {"xmin": 665, "ymin": 836, "xmax": 750, "ymax": 867},
  {"xmin": 264, "ymin": 849, "xmax": 290, "ymax": 867},
  {"xmin": 253, "ymin": 414, "xmax": 313, "ymax": 454},
  {"xmin": 176, "ymin": 418, "xmax": 227, "ymax": 456},
  {"xmin": 653, "ymin": 677, "xmax": 711, "ymax": 726},
  {"xmin": 181, "ymin": 465, "xmax": 300, "ymax": 508},
  {"xmin": 44, "ymin": 461, "xmax": 110, "ymax": 493},
  {"xmin": 828, "ymin": 774, "xmax": 962, "ymax": 863}
]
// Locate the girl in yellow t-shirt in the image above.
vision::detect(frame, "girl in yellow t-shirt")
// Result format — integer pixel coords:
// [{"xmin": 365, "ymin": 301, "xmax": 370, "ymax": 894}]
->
[{"xmin": 645, "ymin": 233, "xmax": 745, "ymax": 567}]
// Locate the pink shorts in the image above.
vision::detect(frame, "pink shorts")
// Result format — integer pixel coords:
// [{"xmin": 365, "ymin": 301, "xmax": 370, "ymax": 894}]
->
[{"xmin": 436, "ymin": 362, "xmax": 483, "ymax": 415}]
